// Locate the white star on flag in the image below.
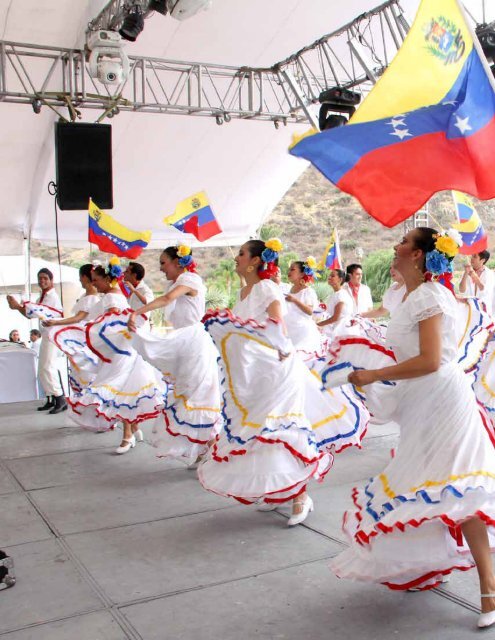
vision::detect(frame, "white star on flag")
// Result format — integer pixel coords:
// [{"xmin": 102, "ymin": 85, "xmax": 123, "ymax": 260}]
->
[
  {"xmin": 390, "ymin": 128, "xmax": 412, "ymax": 140},
  {"xmin": 388, "ymin": 118, "xmax": 406, "ymax": 127},
  {"xmin": 454, "ymin": 115, "xmax": 472, "ymax": 135}
]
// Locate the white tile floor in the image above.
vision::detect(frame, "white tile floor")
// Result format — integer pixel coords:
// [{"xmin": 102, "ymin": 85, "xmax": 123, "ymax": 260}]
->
[{"xmin": 0, "ymin": 401, "xmax": 490, "ymax": 639}]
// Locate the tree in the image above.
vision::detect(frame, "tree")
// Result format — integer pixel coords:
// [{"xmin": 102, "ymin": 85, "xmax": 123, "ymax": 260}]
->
[
  {"xmin": 363, "ymin": 248, "xmax": 394, "ymax": 302},
  {"xmin": 258, "ymin": 224, "xmax": 282, "ymax": 242}
]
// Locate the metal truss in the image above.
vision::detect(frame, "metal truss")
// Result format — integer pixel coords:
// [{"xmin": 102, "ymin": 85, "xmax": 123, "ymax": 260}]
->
[{"xmin": 0, "ymin": 0, "xmax": 408, "ymax": 124}]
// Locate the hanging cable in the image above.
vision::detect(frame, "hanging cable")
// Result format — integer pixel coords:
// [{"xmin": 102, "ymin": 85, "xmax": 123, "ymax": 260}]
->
[{"xmin": 47, "ymin": 181, "xmax": 64, "ymax": 308}]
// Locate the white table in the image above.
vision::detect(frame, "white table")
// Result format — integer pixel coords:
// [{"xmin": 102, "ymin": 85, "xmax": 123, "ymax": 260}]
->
[{"xmin": 0, "ymin": 344, "xmax": 38, "ymax": 403}]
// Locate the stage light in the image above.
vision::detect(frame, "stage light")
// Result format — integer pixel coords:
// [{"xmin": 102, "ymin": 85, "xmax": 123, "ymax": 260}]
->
[
  {"xmin": 318, "ymin": 86, "xmax": 361, "ymax": 131},
  {"xmin": 476, "ymin": 22, "xmax": 495, "ymax": 61},
  {"xmin": 149, "ymin": 0, "xmax": 167, "ymax": 15},
  {"xmin": 119, "ymin": 5, "xmax": 145, "ymax": 42}
]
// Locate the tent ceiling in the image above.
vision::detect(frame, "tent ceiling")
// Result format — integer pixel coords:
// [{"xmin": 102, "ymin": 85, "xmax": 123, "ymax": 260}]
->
[{"xmin": 0, "ymin": 0, "xmax": 492, "ymax": 251}]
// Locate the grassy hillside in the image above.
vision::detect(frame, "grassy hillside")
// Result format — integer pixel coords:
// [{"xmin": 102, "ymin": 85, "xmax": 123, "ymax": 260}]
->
[{"xmin": 32, "ymin": 166, "xmax": 495, "ymax": 293}]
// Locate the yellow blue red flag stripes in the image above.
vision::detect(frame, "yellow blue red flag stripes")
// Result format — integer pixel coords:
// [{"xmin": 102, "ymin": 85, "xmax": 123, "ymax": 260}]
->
[
  {"xmin": 319, "ymin": 229, "xmax": 343, "ymax": 270},
  {"xmin": 88, "ymin": 200, "xmax": 151, "ymax": 258},
  {"xmin": 452, "ymin": 191, "xmax": 488, "ymax": 255},
  {"xmin": 164, "ymin": 191, "xmax": 222, "ymax": 241},
  {"xmin": 290, "ymin": 0, "xmax": 495, "ymax": 228}
]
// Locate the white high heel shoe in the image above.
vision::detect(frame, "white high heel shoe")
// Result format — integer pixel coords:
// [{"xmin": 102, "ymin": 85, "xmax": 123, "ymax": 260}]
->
[
  {"xmin": 478, "ymin": 594, "xmax": 495, "ymax": 629},
  {"xmin": 287, "ymin": 496, "xmax": 313, "ymax": 526},
  {"xmin": 116, "ymin": 435, "xmax": 136, "ymax": 455},
  {"xmin": 133, "ymin": 429, "xmax": 144, "ymax": 443}
]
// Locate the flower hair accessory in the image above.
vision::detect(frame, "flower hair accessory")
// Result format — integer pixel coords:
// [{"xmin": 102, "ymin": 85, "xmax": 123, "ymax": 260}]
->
[
  {"xmin": 259, "ymin": 237, "xmax": 283, "ymax": 280},
  {"xmin": 302, "ymin": 255, "xmax": 319, "ymax": 283},
  {"xmin": 176, "ymin": 245, "xmax": 197, "ymax": 272},
  {"xmin": 424, "ymin": 229, "xmax": 463, "ymax": 293},
  {"xmin": 107, "ymin": 256, "xmax": 123, "ymax": 286}
]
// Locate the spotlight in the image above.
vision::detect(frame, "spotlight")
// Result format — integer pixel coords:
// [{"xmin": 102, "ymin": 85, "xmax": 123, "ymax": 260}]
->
[
  {"xmin": 149, "ymin": 0, "xmax": 167, "ymax": 14},
  {"xmin": 32, "ymin": 98, "xmax": 42, "ymax": 114},
  {"xmin": 318, "ymin": 86, "xmax": 361, "ymax": 131},
  {"xmin": 119, "ymin": 5, "xmax": 145, "ymax": 42}
]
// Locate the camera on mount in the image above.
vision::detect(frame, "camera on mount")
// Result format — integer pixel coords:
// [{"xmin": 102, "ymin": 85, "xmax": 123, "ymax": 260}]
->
[{"xmin": 87, "ymin": 30, "xmax": 130, "ymax": 86}]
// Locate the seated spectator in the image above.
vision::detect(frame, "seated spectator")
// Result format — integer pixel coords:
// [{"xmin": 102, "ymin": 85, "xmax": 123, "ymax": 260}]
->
[
  {"xmin": 29, "ymin": 329, "xmax": 42, "ymax": 356},
  {"xmin": 8, "ymin": 329, "xmax": 26, "ymax": 347}
]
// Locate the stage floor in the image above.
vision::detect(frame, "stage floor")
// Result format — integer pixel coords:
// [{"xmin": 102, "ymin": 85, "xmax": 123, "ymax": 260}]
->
[{"xmin": 0, "ymin": 401, "xmax": 486, "ymax": 639}]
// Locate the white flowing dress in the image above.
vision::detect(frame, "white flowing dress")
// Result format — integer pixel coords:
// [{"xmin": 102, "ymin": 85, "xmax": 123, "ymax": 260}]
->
[
  {"xmin": 48, "ymin": 294, "xmax": 101, "ymax": 393},
  {"xmin": 131, "ymin": 272, "xmax": 222, "ymax": 463},
  {"xmin": 198, "ymin": 279, "xmax": 369, "ymax": 505},
  {"xmin": 328, "ymin": 282, "xmax": 495, "ymax": 590},
  {"xmin": 285, "ymin": 287, "xmax": 322, "ymax": 353},
  {"xmin": 322, "ymin": 288, "xmax": 354, "ymax": 338},
  {"xmin": 67, "ymin": 293, "xmax": 165, "ymax": 431}
]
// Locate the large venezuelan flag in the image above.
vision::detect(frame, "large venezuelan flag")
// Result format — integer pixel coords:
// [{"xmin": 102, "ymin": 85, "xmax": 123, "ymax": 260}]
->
[
  {"xmin": 88, "ymin": 200, "xmax": 151, "ymax": 258},
  {"xmin": 164, "ymin": 191, "xmax": 222, "ymax": 241},
  {"xmin": 290, "ymin": 0, "xmax": 495, "ymax": 228},
  {"xmin": 452, "ymin": 191, "xmax": 488, "ymax": 254}
]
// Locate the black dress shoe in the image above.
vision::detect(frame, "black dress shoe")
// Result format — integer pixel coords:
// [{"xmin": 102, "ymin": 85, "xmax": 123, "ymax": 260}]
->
[
  {"xmin": 37, "ymin": 396, "xmax": 54, "ymax": 411},
  {"xmin": 49, "ymin": 395, "xmax": 68, "ymax": 415},
  {"xmin": 0, "ymin": 551, "xmax": 15, "ymax": 591}
]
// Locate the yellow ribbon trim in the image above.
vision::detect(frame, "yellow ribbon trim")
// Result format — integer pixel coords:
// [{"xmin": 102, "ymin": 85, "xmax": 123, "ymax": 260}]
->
[
  {"xmin": 379, "ymin": 469, "xmax": 495, "ymax": 499},
  {"xmin": 162, "ymin": 370, "xmax": 221, "ymax": 413},
  {"xmin": 98, "ymin": 382, "xmax": 156, "ymax": 396},
  {"xmin": 456, "ymin": 301, "xmax": 472, "ymax": 349}
]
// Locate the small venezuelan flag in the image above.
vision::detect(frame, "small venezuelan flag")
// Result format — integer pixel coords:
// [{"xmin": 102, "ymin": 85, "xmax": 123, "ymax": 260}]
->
[
  {"xmin": 320, "ymin": 229, "xmax": 343, "ymax": 270},
  {"xmin": 163, "ymin": 191, "xmax": 222, "ymax": 242},
  {"xmin": 88, "ymin": 200, "xmax": 151, "ymax": 259},
  {"xmin": 452, "ymin": 191, "xmax": 488, "ymax": 255}
]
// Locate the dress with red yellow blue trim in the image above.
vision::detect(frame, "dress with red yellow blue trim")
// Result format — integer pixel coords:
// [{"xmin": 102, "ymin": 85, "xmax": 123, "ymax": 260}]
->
[
  {"xmin": 67, "ymin": 292, "xmax": 165, "ymax": 431},
  {"xmin": 198, "ymin": 279, "xmax": 369, "ymax": 505},
  {"xmin": 130, "ymin": 272, "xmax": 222, "ymax": 464},
  {"xmin": 324, "ymin": 282, "xmax": 495, "ymax": 591}
]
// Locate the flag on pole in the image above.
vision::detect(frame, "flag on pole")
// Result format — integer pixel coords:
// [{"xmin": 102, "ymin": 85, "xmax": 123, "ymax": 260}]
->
[
  {"xmin": 451, "ymin": 191, "xmax": 488, "ymax": 255},
  {"xmin": 163, "ymin": 191, "xmax": 222, "ymax": 241},
  {"xmin": 319, "ymin": 229, "xmax": 343, "ymax": 270},
  {"xmin": 88, "ymin": 200, "xmax": 151, "ymax": 259},
  {"xmin": 289, "ymin": 0, "xmax": 495, "ymax": 228}
]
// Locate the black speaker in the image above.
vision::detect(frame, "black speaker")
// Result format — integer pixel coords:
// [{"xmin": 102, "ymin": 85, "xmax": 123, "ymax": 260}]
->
[{"xmin": 55, "ymin": 122, "xmax": 113, "ymax": 210}]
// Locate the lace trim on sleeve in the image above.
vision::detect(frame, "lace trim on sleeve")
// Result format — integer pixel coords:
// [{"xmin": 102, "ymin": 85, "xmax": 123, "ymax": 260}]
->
[{"xmin": 414, "ymin": 305, "xmax": 443, "ymax": 322}]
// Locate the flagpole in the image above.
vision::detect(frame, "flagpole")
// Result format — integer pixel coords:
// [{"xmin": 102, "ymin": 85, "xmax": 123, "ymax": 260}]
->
[{"xmin": 458, "ymin": 0, "xmax": 495, "ymax": 94}]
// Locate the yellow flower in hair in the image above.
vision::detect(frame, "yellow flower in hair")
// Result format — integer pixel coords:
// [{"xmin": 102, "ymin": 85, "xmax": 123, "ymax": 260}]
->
[
  {"xmin": 306, "ymin": 256, "xmax": 317, "ymax": 270},
  {"xmin": 177, "ymin": 245, "xmax": 191, "ymax": 257},
  {"xmin": 265, "ymin": 238, "xmax": 283, "ymax": 253},
  {"xmin": 435, "ymin": 235, "xmax": 459, "ymax": 258},
  {"xmin": 109, "ymin": 256, "xmax": 120, "ymax": 266}
]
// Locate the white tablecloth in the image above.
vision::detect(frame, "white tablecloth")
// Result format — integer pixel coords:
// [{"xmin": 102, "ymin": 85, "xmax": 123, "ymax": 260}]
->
[{"xmin": 0, "ymin": 345, "xmax": 38, "ymax": 403}]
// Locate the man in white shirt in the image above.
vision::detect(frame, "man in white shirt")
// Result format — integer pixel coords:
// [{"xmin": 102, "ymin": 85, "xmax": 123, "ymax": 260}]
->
[
  {"xmin": 124, "ymin": 262, "xmax": 154, "ymax": 328},
  {"xmin": 7, "ymin": 268, "xmax": 67, "ymax": 414},
  {"xmin": 459, "ymin": 250, "xmax": 495, "ymax": 312},
  {"xmin": 344, "ymin": 263, "xmax": 373, "ymax": 314},
  {"xmin": 29, "ymin": 329, "xmax": 42, "ymax": 357}
]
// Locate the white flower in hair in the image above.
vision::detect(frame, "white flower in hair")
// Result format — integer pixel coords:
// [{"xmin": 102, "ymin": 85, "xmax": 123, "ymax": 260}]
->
[{"xmin": 445, "ymin": 228, "xmax": 463, "ymax": 247}]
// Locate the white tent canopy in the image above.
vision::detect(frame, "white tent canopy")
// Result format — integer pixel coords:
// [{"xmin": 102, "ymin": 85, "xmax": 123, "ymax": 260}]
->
[{"xmin": 0, "ymin": 0, "xmax": 492, "ymax": 252}]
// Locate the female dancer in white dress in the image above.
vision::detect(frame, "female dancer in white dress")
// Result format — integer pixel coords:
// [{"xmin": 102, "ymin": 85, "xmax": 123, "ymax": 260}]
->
[
  {"xmin": 284, "ymin": 257, "xmax": 322, "ymax": 353},
  {"xmin": 199, "ymin": 239, "xmax": 369, "ymax": 526},
  {"xmin": 128, "ymin": 246, "xmax": 221, "ymax": 466},
  {"xmin": 44, "ymin": 264, "xmax": 101, "ymax": 393},
  {"xmin": 317, "ymin": 269, "xmax": 354, "ymax": 337},
  {"xmin": 328, "ymin": 227, "xmax": 495, "ymax": 629},
  {"xmin": 68, "ymin": 261, "xmax": 165, "ymax": 454}
]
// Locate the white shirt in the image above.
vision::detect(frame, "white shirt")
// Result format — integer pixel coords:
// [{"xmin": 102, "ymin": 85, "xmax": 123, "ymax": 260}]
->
[
  {"xmin": 36, "ymin": 288, "xmax": 63, "ymax": 336},
  {"xmin": 169, "ymin": 272, "xmax": 206, "ymax": 329},
  {"xmin": 129, "ymin": 280, "xmax": 154, "ymax": 312},
  {"xmin": 461, "ymin": 267, "xmax": 495, "ymax": 313},
  {"xmin": 344, "ymin": 282, "xmax": 373, "ymax": 314},
  {"xmin": 322, "ymin": 288, "xmax": 354, "ymax": 336},
  {"xmin": 284, "ymin": 287, "xmax": 321, "ymax": 352},
  {"xmin": 30, "ymin": 339, "xmax": 41, "ymax": 357}
]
